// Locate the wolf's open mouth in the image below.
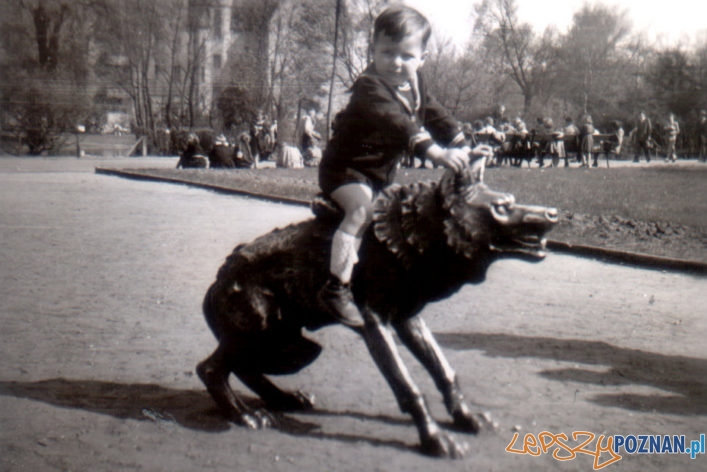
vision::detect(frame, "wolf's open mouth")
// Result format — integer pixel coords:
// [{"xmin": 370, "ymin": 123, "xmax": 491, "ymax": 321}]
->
[{"xmin": 490, "ymin": 235, "xmax": 547, "ymax": 258}]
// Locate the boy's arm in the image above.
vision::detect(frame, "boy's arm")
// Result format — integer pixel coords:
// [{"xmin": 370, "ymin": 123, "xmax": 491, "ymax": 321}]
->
[
  {"xmin": 421, "ymin": 93, "xmax": 466, "ymax": 147},
  {"xmin": 417, "ymin": 75, "xmax": 465, "ymax": 148},
  {"xmin": 350, "ymin": 75, "xmax": 440, "ymax": 156}
]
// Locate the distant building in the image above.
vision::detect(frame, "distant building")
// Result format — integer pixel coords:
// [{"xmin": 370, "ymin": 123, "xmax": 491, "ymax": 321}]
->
[
  {"xmin": 93, "ymin": 0, "xmax": 277, "ymax": 131},
  {"xmin": 188, "ymin": 0, "xmax": 276, "ymax": 121}
]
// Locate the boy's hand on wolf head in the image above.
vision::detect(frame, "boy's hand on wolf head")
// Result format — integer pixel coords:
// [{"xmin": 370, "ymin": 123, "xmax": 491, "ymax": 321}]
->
[
  {"xmin": 469, "ymin": 144, "xmax": 494, "ymax": 160},
  {"xmin": 426, "ymin": 145, "xmax": 468, "ymax": 173}
]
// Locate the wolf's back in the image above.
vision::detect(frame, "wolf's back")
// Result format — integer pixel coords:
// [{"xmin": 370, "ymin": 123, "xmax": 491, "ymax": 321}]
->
[{"xmin": 203, "ymin": 217, "xmax": 336, "ymax": 335}]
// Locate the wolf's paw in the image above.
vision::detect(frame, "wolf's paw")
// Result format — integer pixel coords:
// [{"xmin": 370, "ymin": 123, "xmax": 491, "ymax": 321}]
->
[{"xmin": 270, "ymin": 390, "xmax": 315, "ymax": 411}]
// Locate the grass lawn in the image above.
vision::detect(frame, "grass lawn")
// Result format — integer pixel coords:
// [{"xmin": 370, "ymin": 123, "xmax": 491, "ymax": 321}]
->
[
  {"xmin": 478, "ymin": 166, "xmax": 706, "ymax": 230},
  {"xmin": 111, "ymin": 163, "xmax": 707, "ymax": 263}
]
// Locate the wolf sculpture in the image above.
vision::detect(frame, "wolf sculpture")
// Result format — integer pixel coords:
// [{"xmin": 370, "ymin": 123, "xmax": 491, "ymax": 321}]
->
[{"xmin": 197, "ymin": 164, "xmax": 558, "ymax": 458}]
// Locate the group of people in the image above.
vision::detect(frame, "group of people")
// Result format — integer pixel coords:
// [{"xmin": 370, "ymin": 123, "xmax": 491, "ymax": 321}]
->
[
  {"xmin": 174, "ymin": 113, "xmax": 279, "ymax": 169},
  {"xmin": 632, "ymin": 111, "xmax": 692, "ymax": 164},
  {"xmin": 455, "ymin": 114, "xmax": 622, "ymax": 169},
  {"xmin": 452, "ymin": 108, "xmax": 706, "ymax": 169}
]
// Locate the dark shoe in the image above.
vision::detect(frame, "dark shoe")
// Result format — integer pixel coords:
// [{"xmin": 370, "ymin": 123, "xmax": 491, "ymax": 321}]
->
[{"xmin": 318, "ymin": 277, "xmax": 364, "ymax": 327}]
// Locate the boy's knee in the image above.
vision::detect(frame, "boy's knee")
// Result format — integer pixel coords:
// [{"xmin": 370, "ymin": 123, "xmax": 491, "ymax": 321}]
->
[
  {"xmin": 349, "ymin": 204, "xmax": 373, "ymax": 227},
  {"xmin": 340, "ymin": 203, "xmax": 372, "ymax": 236}
]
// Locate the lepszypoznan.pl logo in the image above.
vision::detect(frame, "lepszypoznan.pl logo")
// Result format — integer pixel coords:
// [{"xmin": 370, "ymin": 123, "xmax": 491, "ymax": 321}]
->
[{"xmin": 506, "ymin": 431, "xmax": 705, "ymax": 470}]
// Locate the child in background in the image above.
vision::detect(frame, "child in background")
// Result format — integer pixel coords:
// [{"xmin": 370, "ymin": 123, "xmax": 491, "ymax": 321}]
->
[
  {"xmin": 317, "ymin": 5, "xmax": 490, "ymax": 327},
  {"xmin": 579, "ymin": 115, "xmax": 595, "ymax": 168}
]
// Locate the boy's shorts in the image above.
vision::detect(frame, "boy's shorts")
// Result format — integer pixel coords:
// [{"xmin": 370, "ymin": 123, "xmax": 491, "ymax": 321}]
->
[{"xmin": 319, "ymin": 165, "xmax": 385, "ymax": 197}]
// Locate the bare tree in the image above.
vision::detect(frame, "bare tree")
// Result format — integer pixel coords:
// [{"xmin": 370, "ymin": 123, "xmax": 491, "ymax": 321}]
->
[
  {"xmin": 557, "ymin": 3, "xmax": 631, "ymax": 116},
  {"xmin": 474, "ymin": 0, "xmax": 556, "ymax": 115},
  {"xmin": 0, "ymin": 0, "xmax": 94, "ymax": 153},
  {"xmin": 27, "ymin": 0, "xmax": 70, "ymax": 71},
  {"xmin": 337, "ymin": 0, "xmax": 387, "ymax": 87},
  {"xmin": 424, "ymin": 39, "xmax": 495, "ymax": 121},
  {"xmin": 267, "ymin": 0, "xmax": 335, "ymax": 142}
]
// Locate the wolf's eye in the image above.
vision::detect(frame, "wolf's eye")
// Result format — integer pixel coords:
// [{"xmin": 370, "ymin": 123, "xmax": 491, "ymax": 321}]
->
[{"xmin": 494, "ymin": 203, "xmax": 510, "ymax": 215}]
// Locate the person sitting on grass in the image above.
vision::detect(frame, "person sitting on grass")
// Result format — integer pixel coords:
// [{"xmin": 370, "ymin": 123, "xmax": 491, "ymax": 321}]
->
[{"xmin": 316, "ymin": 5, "xmax": 492, "ymax": 328}]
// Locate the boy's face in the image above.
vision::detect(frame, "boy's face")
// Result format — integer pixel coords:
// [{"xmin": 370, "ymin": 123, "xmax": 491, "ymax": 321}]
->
[{"xmin": 372, "ymin": 31, "xmax": 427, "ymax": 87}]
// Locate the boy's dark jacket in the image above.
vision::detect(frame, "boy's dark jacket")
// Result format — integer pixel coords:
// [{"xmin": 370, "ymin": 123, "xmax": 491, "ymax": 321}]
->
[{"xmin": 319, "ymin": 65, "xmax": 464, "ymax": 191}]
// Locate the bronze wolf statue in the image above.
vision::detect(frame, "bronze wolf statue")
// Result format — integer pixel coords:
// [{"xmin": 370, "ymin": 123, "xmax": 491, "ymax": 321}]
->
[{"xmin": 197, "ymin": 164, "xmax": 558, "ymax": 458}]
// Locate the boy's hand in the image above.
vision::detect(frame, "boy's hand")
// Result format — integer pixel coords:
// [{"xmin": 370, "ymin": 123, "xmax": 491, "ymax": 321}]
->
[
  {"xmin": 469, "ymin": 144, "xmax": 494, "ymax": 160},
  {"xmin": 425, "ymin": 145, "xmax": 468, "ymax": 173}
]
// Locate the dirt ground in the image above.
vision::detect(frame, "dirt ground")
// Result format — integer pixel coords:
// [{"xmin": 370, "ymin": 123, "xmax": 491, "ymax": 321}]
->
[{"xmin": 0, "ymin": 156, "xmax": 705, "ymax": 472}]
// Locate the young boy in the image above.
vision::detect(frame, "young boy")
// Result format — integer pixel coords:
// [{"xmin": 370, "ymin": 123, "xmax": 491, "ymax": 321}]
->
[{"xmin": 317, "ymin": 5, "xmax": 489, "ymax": 328}]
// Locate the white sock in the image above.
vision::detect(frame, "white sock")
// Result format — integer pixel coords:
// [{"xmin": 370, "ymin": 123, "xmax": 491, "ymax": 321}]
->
[{"xmin": 330, "ymin": 230, "xmax": 361, "ymax": 284}]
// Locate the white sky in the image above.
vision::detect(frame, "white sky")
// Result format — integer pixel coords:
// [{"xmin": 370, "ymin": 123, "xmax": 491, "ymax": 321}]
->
[{"xmin": 404, "ymin": 0, "xmax": 707, "ymax": 49}]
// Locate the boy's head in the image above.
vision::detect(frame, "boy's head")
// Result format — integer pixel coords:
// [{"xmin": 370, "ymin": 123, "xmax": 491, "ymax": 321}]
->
[
  {"xmin": 374, "ymin": 6, "xmax": 432, "ymax": 47},
  {"xmin": 372, "ymin": 6, "xmax": 431, "ymax": 87}
]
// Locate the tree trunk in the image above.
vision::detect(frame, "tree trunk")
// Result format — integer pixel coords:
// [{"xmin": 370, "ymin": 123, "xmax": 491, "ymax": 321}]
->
[
  {"xmin": 523, "ymin": 92, "xmax": 533, "ymax": 116},
  {"xmin": 326, "ymin": 0, "xmax": 342, "ymax": 142},
  {"xmin": 32, "ymin": 1, "xmax": 67, "ymax": 71}
]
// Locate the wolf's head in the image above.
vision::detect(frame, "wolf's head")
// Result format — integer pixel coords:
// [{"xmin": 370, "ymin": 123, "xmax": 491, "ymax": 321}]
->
[
  {"xmin": 372, "ymin": 159, "xmax": 557, "ymax": 265},
  {"xmin": 439, "ymin": 163, "xmax": 558, "ymax": 261}
]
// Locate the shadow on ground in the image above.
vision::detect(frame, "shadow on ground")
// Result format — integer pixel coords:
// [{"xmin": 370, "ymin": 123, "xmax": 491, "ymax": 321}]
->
[
  {"xmin": 0, "ymin": 378, "xmax": 419, "ymax": 454},
  {"xmin": 436, "ymin": 332, "xmax": 707, "ymax": 416}
]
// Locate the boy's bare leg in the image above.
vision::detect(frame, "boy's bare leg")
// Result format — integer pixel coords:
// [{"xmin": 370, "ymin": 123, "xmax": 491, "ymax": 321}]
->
[
  {"xmin": 330, "ymin": 183, "xmax": 374, "ymax": 237},
  {"xmin": 318, "ymin": 183, "xmax": 373, "ymax": 327}
]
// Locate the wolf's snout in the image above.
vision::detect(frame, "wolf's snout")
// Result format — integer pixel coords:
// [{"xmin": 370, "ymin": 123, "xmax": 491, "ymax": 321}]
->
[
  {"xmin": 546, "ymin": 207, "xmax": 559, "ymax": 223},
  {"xmin": 521, "ymin": 205, "xmax": 559, "ymax": 225}
]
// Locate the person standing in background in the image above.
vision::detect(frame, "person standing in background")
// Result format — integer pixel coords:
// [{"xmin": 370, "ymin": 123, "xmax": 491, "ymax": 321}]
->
[
  {"xmin": 664, "ymin": 112, "xmax": 680, "ymax": 162},
  {"xmin": 698, "ymin": 110, "xmax": 707, "ymax": 163},
  {"xmin": 300, "ymin": 109, "xmax": 322, "ymax": 154},
  {"xmin": 579, "ymin": 115, "xmax": 594, "ymax": 168},
  {"xmin": 634, "ymin": 111, "xmax": 652, "ymax": 163}
]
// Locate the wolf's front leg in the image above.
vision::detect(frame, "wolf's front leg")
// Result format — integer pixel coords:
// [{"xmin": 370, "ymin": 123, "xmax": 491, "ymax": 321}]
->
[
  {"xmin": 361, "ymin": 309, "xmax": 468, "ymax": 458},
  {"xmin": 393, "ymin": 316, "xmax": 481, "ymax": 434}
]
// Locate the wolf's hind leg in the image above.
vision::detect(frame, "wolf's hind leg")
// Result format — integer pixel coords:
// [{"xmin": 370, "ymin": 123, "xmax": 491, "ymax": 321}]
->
[
  {"xmin": 196, "ymin": 345, "xmax": 274, "ymax": 429},
  {"xmin": 235, "ymin": 371, "xmax": 315, "ymax": 411},
  {"xmin": 232, "ymin": 330, "xmax": 320, "ymax": 411}
]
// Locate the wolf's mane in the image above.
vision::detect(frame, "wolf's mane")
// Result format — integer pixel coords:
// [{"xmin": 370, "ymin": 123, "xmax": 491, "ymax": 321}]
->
[{"xmin": 372, "ymin": 174, "xmax": 485, "ymax": 267}]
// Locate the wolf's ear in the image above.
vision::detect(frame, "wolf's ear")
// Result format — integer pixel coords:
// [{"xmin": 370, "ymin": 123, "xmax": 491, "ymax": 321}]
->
[
  {"xmin": 440, "ymin": 155, "xmax": 487, "ymax": 206},
  {"xmin": 466, "ymin": 155, "xmax": 486, "ymax": 185},
  {"xmin": 453, "ymin": 155, "xmax": 486, "ymax": 189}
]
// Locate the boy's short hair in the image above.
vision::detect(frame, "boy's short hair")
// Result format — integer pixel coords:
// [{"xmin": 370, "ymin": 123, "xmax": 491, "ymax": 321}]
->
[{"xmin": 374, "ymin": 5, "xmax": 432, "ymax": 47}]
